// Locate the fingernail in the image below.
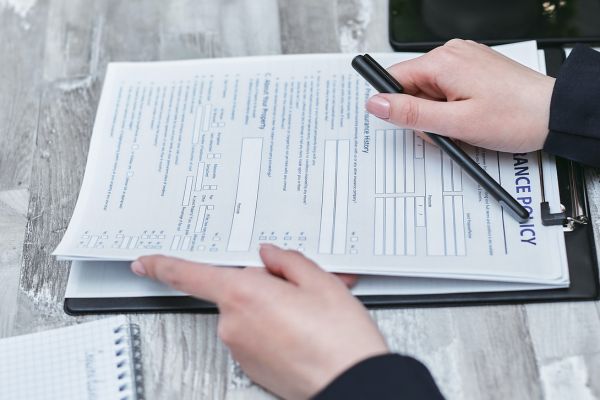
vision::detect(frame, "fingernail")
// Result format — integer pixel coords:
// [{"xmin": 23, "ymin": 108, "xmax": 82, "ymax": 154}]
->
[
  {"xmin": 260, "ymin": 243, "xmax": 279, "ymax": 251},
  {"xmin": 131, "ymin": 260, "xmax": 147, "ymax": 276},
  {"xmin": 366, "ymin": 95, "xmax": 390, "ymax": 119}
]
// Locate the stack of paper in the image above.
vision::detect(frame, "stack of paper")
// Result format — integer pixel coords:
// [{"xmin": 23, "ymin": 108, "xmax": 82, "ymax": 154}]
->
[{"xmin": 54, "ymin": 41, "xmax": 569, "ymax": 297}]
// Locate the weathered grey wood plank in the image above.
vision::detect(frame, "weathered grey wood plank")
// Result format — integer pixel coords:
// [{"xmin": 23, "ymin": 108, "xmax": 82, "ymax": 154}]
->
[
  {"xmin": 336, "ymin": 0, "xmax": 388, "ymax": 53},
  {"xmin": 2, "ymin": 0, "xmax": 599, "ymax": 399},
  {"xmin": 16, "ymin": 1, "xmax": 282, "ymax": 400},
  {"xmin": 278, "ymin": 0, "xmax": 340, "ymax": 54},
  {"xmin": 0, "ymin": 1, "xmax": 47, "ymax": 190},
  {"xmin": 524, "ymin": 168, "xmax": 600, "ymax": 399},
  {"xmin": 0, "ymin": 0, "xmax": 48, "ymax": 339},
  {"xmin": 374, "ymin": 305, "xmax": 543, "ymax": 400},
  {"xmin": 0, "ymin": 189, "xmax": 29, "ymax": 338}
]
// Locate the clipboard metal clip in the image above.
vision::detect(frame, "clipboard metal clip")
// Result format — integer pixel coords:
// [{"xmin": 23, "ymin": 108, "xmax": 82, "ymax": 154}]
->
[{"xmin": 539, "ymin": 155, "xmax": 589, "ymax": 232}]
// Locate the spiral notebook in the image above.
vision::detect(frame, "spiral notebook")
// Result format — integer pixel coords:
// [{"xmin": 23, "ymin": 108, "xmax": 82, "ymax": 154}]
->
[{"xmin": 0, "ymin": 316, "xmax": 144, "ymax": 400}]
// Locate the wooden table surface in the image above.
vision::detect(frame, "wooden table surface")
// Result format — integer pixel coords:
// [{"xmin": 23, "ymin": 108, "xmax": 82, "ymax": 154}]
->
[{"xmin": 1, "ymin": 1, "xmax": 600, "ymax": 399}]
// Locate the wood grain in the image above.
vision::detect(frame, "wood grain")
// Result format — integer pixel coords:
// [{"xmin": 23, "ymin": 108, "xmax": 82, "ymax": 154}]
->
[
  {"xmin": 0, "ymin": 0, "xmax": 599, "ymax": 399},
  {"xmin": 0, "ymin": 1, "xmax": 47, "ymax": 190}
]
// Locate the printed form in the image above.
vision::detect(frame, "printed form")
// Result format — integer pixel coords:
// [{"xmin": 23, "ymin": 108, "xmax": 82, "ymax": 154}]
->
[{"xmin": 54, "ymin": 41, "xmax": 568, "ymax": 285}]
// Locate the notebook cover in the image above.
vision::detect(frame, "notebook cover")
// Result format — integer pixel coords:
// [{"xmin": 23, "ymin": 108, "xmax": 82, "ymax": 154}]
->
[{"xmin": 63, "ymin": 49, "xmax": 599, "ymax": 315}]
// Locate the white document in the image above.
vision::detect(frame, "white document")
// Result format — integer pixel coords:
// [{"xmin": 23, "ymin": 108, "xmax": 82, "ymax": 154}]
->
[
  {"xmin": 65, "ymin": 260, "xmax": 563, "ymax": 298},
  {"xmin": 55, "ymin": 41, "xmax": 568, "ymax": 286}
]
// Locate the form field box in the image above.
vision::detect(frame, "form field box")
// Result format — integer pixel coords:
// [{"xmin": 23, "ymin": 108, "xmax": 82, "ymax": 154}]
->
[
  {"xmin": 318, "ymin": 140, "xmax": 350, "ymax": 254},
  {"xmin": 181, "ymin": 236, "xmax": 191, "ymax": 251},
  {"xmin": 443, "ymin": 195, "xmax": 466, "ymax": 256},
  {"xmin": 442, "ymin": 153, "xmax": 453, "ymax": 192},
  {"xmin": 375, "ymin": 130, "xmax": 385, "ymax": 194},
  {"xmin": 374, "ymin": 198, "xmax": 384, "ymax": 255},
  {"xmin": 394, "ymin": 131, "xmax": 405, "ymax": 194},
  {"xmin": 414, "ymin": 134, "xmax": 425, "ymax": 159},
  {"xmin": 443, "ymin": 196, "xmax": 456, "ymax": 255},
  {"xmin": 170, "ymin": 236, "xmax": 181, "ymax": 250},
  {"xmin": 119, "ymin": 237, "xmax": 131, "ymax": 249},
  {"xmin": 193, "ymin": 104, "xmax": 213, "ymax": 143},
  {"xmin": 425, "ymin": 147, "xmax": 445, "ymax": 256},
  {"xmin": 385, "ymin": 198, "xmax": 395, "ymax": 255},
  {"xmin": 182, "ymin": 176, "xmax": 194, "ymax": 206},
  {"xmin": 195, "ymin": 162, "xmax": 205, "ymax": 190},
  {"xmin": 415, "ymin": 196, "xmax": 426, "ymax": 227},
  {"xmin": 454, "ymin": 196, "xmax": 466, "ymax": 255},
  {"xmin": 394, "ymin": 198, "xmax": 405, "ymax": 256},
  {"xmin": 405, "ymin": 132, "xmax": 415, "ymax": 192},
  {"xmin": 192, "ymin": 105, "xmax": 202, "ymax": 144},
  {"xmin": 442, "ymin": 153, "xmax": 464, "ymax": 192},
  {"xmin": 405, "ymin": 197, "xmax": 416, "ymax": 255},
  {"xmin": 374, "ymin": 196, "xmax": 417, "ymax": 256},
  {"xmin": 385, "ymin": 131, "xmax": 395, "ymax": 194},
  {"xmin": 452, "ymin": 160, "xmax": 463, "ymax": 192},
  {"xmin": 375, "ymin": 129, "xmax": 416, "ymax": 194},
  {"xmin": 227, "ymin": 138, "xmax": 263, "ymax": 251},
  {"xmin": 201, "ymin": 104, "xmax": 212, "ymax": 132},
  {"xmin": 195, "ymin": 205, "xmax": 207, "ymax": 233}
]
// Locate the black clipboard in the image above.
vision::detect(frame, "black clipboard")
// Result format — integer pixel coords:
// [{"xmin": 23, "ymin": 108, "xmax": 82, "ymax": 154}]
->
[{"xmin": 64, "ymin": 48, "xmax": 599, "ymax": 315}]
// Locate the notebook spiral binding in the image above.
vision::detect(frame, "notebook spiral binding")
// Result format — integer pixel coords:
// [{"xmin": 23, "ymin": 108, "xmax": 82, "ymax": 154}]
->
[{"xmin": 113, "ymin": 323, "xmax": 145, "ymax": 400}]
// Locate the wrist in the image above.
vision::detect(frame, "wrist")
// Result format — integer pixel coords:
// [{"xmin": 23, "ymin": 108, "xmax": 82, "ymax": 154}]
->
[
  {"xmin": 309, "ymin": 348, "xmax": 390, "ymax": 398},
  {"xmin": 533, "ymin": 75, "xmax": 556, "ymax": 150}
]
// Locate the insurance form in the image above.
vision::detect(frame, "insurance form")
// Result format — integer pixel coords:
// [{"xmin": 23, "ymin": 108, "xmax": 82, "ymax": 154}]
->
[{"xmin": 54, "ymin": 41, "xmax": 569, "ymax": 285}]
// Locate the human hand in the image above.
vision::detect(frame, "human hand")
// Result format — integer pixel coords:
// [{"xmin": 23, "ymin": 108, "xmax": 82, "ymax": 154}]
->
[
  {"xmin": 131, "ymin": 244, "xmax": 388, "ymax": 399},
  {"xmin": 366, "ymin": 39, "xmax": 555, "ymax": 152}
]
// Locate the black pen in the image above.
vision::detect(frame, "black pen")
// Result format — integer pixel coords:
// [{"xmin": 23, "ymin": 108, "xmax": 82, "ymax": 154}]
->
[{"xmin": 352, "ymin": 54, "xmax": 530, "ymax": 223}]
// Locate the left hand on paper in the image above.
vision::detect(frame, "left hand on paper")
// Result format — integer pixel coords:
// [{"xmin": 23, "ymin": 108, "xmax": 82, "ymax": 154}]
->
[{"xmin": 130, "ymin": 244, "xmax": 389, "ymax": 400}]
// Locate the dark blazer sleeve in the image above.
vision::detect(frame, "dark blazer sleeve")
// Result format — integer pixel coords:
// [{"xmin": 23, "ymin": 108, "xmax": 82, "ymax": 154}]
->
[
  {"xmin": 544, "ymin": 45, "xmax": 600, "ymax": 167},
  {"xmin": 313, "ymin": 354, "xmax": 444, "ymax": 400}
]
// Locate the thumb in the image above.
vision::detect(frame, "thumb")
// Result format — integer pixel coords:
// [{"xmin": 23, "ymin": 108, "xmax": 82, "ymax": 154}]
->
[
  {"xmin": 259, "ymin": 244, "xmax": 334, "ymax": 288},
  {"xmin": 366, "ymin": 93, "xmax": 466, "ymax": 138}
]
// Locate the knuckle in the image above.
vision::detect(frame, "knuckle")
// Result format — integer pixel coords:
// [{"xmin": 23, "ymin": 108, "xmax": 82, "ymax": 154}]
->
[
  {"xmin": 445, "ymin": 38, "xmax": 466, "ymax": 48},
  {"xmin": 430, "ymin": 45, "xmax": 456, "ymax": 65},
  {"xmin": 217, "ymin": 319, "xmax": 236, "ymax": 346},
  {"xmin": 157, "ymin": 263, "xmax": 184, "ymax": 289},
  {"xmin": 222, "ymin": 281, "xmax": 254, "ymax": 308},
  {"xmin": 397, "ymin": 99, "xmax": 420, "ymax": 127}
]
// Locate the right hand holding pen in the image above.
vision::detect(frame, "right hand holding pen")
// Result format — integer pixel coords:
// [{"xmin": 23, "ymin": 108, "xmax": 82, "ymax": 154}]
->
[{"xmin": 366, "ymin": 39, "xmax": 556, "ymax": 153}]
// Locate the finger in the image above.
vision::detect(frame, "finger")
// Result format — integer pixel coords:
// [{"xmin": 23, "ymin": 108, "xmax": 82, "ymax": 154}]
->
[
  {"xmin": 335, "ymin": 273, "xmax": 359, "ymax": 288},
  {"xmin": 366, "ymin": 93, "xmax": 466, "ymax": 138},
  {"xmin": 385, "ymin": 55, "xmax": 437, "ymax": 96},
  {"xmin": 259, "ymin": 244, "xmax": 331, "ymax": 287},
  {"xmin": 133, "ymin": 255, "xmax": 238, "ymax": 303}
]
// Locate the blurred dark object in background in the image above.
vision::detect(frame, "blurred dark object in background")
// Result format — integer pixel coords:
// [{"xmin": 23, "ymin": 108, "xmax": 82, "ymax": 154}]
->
[
  {"xmin": 422, "ymin": 0, "xmax": 538, "ymax": 39},
  {"xmin": 389, "ymin": 0, "xmax": 600, "ymax": 50}
]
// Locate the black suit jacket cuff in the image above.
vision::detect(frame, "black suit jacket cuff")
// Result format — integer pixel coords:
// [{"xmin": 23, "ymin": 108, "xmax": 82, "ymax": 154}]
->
[
  {"xmin": 313, "ymin": 354, "xmax": 444, "ymax": 400},
  {"xmin": 544, "ymin": 45, "xmax": 600, "ymax": 167}
]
